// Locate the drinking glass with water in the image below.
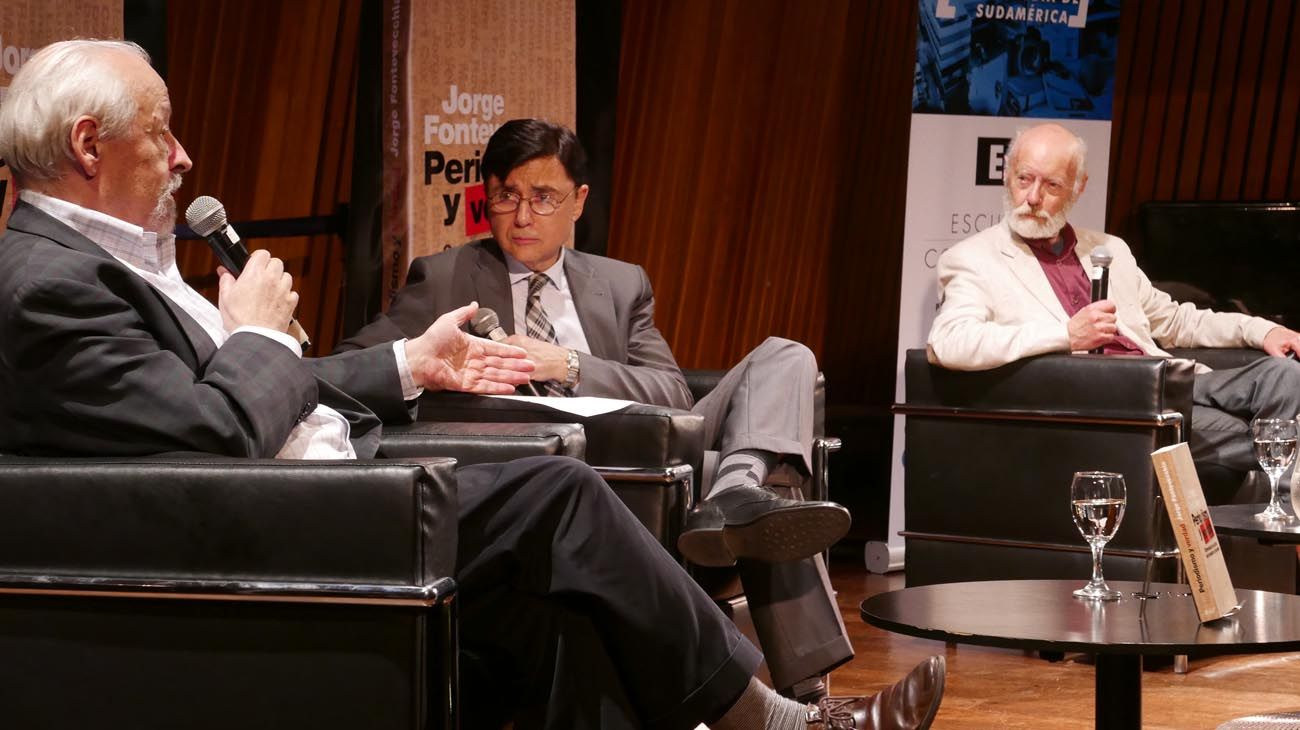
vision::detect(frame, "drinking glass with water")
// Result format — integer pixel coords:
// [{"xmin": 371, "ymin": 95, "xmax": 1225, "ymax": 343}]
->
[
  {"xmin": 1071, "ymin": 471, "xmax": 1126, "ymax": 601},
  {"xmin": 1252, "ymin": 417, "xmax": 1298, "ymax": 522}
]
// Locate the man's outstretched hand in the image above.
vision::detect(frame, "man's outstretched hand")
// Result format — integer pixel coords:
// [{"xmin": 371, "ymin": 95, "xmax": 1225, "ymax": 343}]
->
[{"xmin": 405, "ymin": 302, "xmax": 535, "ymax": 393}]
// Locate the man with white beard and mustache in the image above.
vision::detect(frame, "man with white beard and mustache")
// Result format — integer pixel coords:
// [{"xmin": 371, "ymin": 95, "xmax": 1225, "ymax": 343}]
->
[{"xmin": 927, "ymin": 122, "xmax": 1300, "ymax": 485}]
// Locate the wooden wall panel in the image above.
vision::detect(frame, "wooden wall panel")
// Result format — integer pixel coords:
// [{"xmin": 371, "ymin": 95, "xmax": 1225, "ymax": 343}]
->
[
  {"xmin": 610, "ymin": 0, "xmax": 919, "ymax": 415},
  {"xmin": 610, "ymin": 0, "xmax": 916, "ymax": 408},
  {"xmin": 167, "ymin": 0, "xmax": 359, "ymax": 353},
  {"xmin": 1109, "ymin": 0, "xmax": 1300, "ymax": 248},
  {"xmin": 1265, "ymin": 6, "xmax": 1300, "ymax": 198}
]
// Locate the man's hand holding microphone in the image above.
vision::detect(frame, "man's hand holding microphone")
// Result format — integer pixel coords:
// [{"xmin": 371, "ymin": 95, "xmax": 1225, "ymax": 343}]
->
[{"xmin": 1069, "ymin": 246, "xmax": 1116, "ymax": 353}]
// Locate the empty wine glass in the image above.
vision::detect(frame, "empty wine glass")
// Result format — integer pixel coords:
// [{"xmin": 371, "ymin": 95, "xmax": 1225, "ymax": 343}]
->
[
  {"xmin": 1252, "ymin": 418, "xmax": 1298, "ymax": 522},
  {"xmin": 1071, "ymin": 471, "xmax": 1126, "ymax": 601}
]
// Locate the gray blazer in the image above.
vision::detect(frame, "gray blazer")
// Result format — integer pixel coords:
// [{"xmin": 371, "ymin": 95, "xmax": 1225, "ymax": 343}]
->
[
  {"xmin": 0, "ymin": 202, "xmax": 406, "ymax": 458},
  {"xmin": 339, "ymin": 239, "xmax": 692, "ymax": 409}
]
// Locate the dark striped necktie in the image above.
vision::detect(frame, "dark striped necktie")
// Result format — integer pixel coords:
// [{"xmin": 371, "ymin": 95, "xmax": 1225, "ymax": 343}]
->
[{"xmin": 525, "ymin": 273, "xmax": 569, "ymax": 397}]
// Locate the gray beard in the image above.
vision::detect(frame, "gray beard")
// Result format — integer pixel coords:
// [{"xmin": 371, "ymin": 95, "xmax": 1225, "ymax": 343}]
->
[
  {"xmin": 1004, "ymin": 194, "xmax": 1070, "ymax": 240},
  {"xmin": 145, "ymin": 174, "xmax": 183, "ymax": 234}
]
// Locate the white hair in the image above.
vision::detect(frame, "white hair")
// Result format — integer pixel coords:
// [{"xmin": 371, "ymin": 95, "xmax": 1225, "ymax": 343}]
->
[
  {"xmin": 1005, "ymin": 124, "xmax": 1089, "ymax": 196},
  {"xmin": 0, "ymin": 39, "xmax": 150, "ymax": 184}
]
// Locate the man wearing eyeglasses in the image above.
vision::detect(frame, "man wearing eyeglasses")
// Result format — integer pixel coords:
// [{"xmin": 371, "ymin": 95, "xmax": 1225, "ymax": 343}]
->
[
  {"xmin": 340, "ymin": 118, "xmax": 859, "ymax": 707},
  {"xmin": 928, "ymin": 122, "xmax": 1300, "ymax": 489}
]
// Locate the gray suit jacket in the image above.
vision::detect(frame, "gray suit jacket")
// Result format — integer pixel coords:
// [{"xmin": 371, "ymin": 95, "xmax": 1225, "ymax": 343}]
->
[
  {"xmin": 339, "ymin": 239, "xmax": 692, "ymax": 409},
  {"xmin": 0, "ymin": 202, "xmax": 406, "ymax": 458}
]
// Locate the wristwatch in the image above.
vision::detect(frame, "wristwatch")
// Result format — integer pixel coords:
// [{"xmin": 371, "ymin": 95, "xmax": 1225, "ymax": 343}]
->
[{"xmin": 562, "ymin": 349, "xmax": 581, "ymax": 389}]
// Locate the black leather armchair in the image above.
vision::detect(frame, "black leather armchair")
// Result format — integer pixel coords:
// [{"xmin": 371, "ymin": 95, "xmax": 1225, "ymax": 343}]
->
[
  {"xmin": 415, "ymin": 371, "xmax": 844, "ymax": 556},
  {"xmin": 898, "ymin": 348, "xmax": 1262, "ymax": 589},
  {"xmin": 0, "ymin": 455, "xmax": 460, "ymax": 730},
  {"xmin": 414, "ymin": 392, "xmax": 702, "ymax": 555}
]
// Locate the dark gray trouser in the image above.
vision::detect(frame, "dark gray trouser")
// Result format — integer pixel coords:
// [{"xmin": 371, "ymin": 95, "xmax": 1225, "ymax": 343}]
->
[
  {"xmin": 455, "ymin": 456, "xmax": 761, "ymax": 730},
  {"xmin": 1191, "ymin": 355, "xmax": 1300, "ymax": 475},
  {"xmin": 693, "ymin": 337, "xmax": 854, "ymax": 691}
]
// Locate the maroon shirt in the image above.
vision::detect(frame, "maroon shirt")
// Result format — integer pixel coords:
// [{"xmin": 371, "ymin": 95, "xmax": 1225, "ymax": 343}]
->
[{"xmin": 1025, "ymin": 225, "xmax": 1143, "ymax": 355}]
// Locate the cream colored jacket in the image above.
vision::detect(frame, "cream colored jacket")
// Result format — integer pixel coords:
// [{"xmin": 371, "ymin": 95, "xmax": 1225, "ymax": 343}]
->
[{"xmin": 927, "ymin": 220, "xmax": 1276, "ymax": 371}]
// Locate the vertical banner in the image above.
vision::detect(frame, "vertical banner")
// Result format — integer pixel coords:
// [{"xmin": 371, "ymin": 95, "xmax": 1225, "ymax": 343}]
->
[
  {"xmin": 0, "ymin": 1, "xmax": 122, "ymax": 229},
  {"xmin": 869, "ymin": 0, "xmax": 1122, "ymax": 573},
  {"xmin": 381, "ymin": 0, "xmax": 576, "ymax": 304}
]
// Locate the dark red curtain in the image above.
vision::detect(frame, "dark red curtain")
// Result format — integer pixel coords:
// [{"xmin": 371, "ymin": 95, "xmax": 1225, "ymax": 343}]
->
[{"xmin": 167, "ymin": 0, "xmax": 359, "ymax": 353}]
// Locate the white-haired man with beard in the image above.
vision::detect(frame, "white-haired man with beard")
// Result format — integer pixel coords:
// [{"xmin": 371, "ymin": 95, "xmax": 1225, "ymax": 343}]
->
[{"xmin": 928, "ymin": 122, "xmax": 1300, "ymax": 483}]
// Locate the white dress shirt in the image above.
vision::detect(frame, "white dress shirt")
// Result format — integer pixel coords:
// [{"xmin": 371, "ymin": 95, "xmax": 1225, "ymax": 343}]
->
[
  {"xmin": 20, "ymin": 190, "xmax": 418, "ymax": 460},
  {"xmin": 506, "ymin": 248, "xmax": 592, "ymax": 354}
]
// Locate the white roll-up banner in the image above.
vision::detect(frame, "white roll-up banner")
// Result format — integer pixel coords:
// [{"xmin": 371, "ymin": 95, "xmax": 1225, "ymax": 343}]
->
[{"xmin": 870, "ymin": 0, "xmax": 1122, "ymax": 573}]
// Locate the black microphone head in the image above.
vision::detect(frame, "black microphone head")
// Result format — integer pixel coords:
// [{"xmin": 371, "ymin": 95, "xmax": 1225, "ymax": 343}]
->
[
  {"xmin": 1089, "ymin": 245, "xmax": 1113, "ymax": 268},
  {"xmin": 469, "ymin": 307, "xmax": 501, "ymax": 337},
  {"xmin": 186, "ymin": 196, "xmax": 227, "ymax": 236}
]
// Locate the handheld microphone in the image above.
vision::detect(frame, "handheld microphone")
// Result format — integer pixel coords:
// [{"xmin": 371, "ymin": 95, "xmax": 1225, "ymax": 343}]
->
[
  {"xmin": 1089, "ymin": 246, "xmax": 1113, "ymax": 355},
  {"xmin": 1089, "ymin": 246, "xmax": 1112, "ymax": 303},
  {"xmin": 469, "ymin": 307, "xmax": 540, "ymax": 397},
  {"xmin": 186, "ymin": 196, "xmax": 311, "ymax": 352}
]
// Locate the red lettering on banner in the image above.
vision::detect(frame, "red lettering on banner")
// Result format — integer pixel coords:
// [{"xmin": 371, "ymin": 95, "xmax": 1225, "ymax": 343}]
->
[{"xmin": 464, "ymin": 184, "xmax": 489, "ymax": 236}]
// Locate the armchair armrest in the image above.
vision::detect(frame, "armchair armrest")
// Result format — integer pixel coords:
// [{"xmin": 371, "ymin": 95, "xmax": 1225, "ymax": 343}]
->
[
  {"xmin": 378, "ymin": 421, "xmax": 587, "ymax": 464},
  {"xmin": 1166, "ymin": 347, "xmax": 1267, "ymax": 371},
  {"xmin": 0, "ymin": 455, "xmax": 458, "ymax": 586},
  {"xmin": 903, "ymin": 350, "xmax": 1195, "ymax": 425},
  {"xmin": 415, "ymin": 393, "xmax": 702, "ymax": 554},
  {"xmin": 416, "ymin": 392, "xmax": 704, "ymax": 473}
]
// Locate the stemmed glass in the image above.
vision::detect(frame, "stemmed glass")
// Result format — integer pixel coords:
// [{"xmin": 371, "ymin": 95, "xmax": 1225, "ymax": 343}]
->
[
  {"xmin": 1070, "ymin": 471, "xmax": 1126, "ymax": 601},
  {"xmin": 1252, "ymin": 418, "xmax": 1298, "ymax": 522}
]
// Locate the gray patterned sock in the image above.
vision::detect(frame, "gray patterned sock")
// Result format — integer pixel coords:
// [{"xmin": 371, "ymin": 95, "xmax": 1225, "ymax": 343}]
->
[
  {"xmin": 711, "ymin": 676, "xmax": 807, "ymax": 730},
  {"xmin": 712, "ymin": 449, "xmax": 777, "ymax": 496}
]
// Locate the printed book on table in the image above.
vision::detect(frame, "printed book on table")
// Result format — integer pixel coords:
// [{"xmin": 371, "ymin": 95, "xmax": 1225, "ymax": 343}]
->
[{"xmin": 1150, "ymin": 442, "xmax": 1239, "ymax": 622}]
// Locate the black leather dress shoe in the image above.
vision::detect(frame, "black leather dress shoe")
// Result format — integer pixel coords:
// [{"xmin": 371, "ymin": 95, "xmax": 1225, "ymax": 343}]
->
[
  {"xmin": 677, "ymin": 500, "xmax": 734, "ymax": 566},
  {"xmin": 676, "ymin": 485, "xmax": 851, "ymax": 567},
  {"xmin": 805, "ymin": 655, "xmax": 945, "ymax": 729}
]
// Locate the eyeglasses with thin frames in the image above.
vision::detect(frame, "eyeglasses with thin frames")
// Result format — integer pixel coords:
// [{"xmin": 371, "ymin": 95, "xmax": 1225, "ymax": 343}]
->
[{"xmin": 487, "ymin": 186, "xmax": 578, "ymax": 216}]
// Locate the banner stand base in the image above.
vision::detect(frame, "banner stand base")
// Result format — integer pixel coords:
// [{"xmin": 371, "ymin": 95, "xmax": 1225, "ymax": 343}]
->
[{"xmin": 865, "ymin": 542, "xmax": 904, "ymax": 574}]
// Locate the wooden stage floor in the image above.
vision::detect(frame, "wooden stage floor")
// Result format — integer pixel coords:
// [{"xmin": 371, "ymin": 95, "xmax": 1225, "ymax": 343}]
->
[{"xmin": 825, "ymin": 555, "xmax": 1300, "ymax": 729}]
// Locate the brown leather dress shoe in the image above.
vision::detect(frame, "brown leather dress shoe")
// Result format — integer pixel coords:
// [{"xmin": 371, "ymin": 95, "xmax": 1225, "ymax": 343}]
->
[{"xmin": 805, "ymin": 656, "xmax": 945, "ymax": 729}]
